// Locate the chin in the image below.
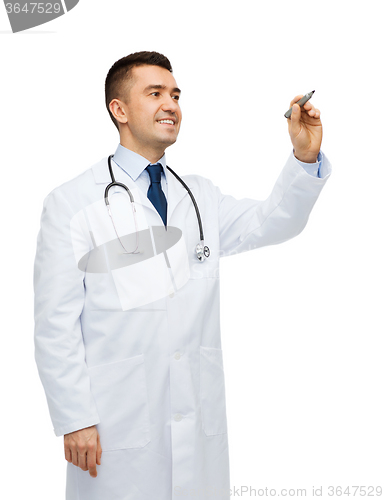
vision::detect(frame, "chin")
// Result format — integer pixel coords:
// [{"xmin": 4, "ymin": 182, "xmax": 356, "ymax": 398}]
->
[{"xmin": 158, "ymin": 135, "xmax": 178, "ymax": 148}]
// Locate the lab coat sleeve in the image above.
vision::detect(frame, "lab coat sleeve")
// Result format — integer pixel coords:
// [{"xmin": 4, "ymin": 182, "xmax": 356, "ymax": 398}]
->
[
  {"xmin": 34, "ymin": 188, "xmax": 100, "ymax": 436},
  {"xmin": 217, "ymin": 151, "xmax": 331, "ymax": 257}
]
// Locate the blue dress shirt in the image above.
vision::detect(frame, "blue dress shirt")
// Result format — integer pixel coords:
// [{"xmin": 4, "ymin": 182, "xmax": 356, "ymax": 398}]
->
[
  {"xmin": 294, "ymin": 151, "xmax": 324, "ymax": 178},
  {"xmin": 112, "ymin": 144, "xmax": 169, "ymax": 199}
]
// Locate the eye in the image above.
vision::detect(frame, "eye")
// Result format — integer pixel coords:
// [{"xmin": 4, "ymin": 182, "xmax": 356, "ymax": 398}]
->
[
  {"xmin": 172, "ymin": 95, "xmax": 180, "ymax": 101},
  {"xmin": 150, "ymin": 92, "xmax": 160, "ymax": 97}
]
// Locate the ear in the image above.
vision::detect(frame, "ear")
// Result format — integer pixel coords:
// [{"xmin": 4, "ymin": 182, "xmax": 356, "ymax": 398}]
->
[{"xmin": 109, "ymin": 99, "xmax": 128, "ymax": 126}]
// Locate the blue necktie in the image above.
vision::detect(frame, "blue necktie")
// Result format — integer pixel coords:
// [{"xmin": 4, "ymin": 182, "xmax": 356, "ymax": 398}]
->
[{"xmin": 146, "ymin": 163, "xmax": 168, "ymax": 226}]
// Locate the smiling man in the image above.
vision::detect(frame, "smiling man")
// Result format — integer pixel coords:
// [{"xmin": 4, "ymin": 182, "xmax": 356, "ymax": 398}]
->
[{"xmin": 34, "ymin": 51, "xmax": 332, "ymax": 500}]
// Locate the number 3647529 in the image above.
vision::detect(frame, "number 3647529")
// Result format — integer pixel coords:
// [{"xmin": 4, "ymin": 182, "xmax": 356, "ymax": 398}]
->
[{"xmin": 5, "ymin": 3, "xmax": 62, "ymax": 14}]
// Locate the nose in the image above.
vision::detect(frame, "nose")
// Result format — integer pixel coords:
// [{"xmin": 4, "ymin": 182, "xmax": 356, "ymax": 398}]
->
[{"xmin": 161, "ymin": 94, "xmax": 179, "ymax": 115}]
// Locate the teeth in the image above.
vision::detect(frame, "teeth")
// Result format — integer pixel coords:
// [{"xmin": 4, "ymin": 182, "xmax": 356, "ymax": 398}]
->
[{"xmin": 158, "ymin": 120, "xmax": 174, "ymax": 125}]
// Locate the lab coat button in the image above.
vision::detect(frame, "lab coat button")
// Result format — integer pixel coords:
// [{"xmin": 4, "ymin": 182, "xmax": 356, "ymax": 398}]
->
[
  {"xmin": 174, "ymin": 413, "xmax": 183, "ymax": 422},
  {"xmin": 174, "ymin": 352, "xmax": 181, "ymax": 360},
  {"xmin": 169, "ymin": 290, "xmax": 175, "ymax": 298}
]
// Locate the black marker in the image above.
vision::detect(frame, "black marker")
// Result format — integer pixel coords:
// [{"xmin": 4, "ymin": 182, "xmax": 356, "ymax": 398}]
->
[{"xmin": 284, "ymin": 90, "xmax": 315, "ymax": 119}]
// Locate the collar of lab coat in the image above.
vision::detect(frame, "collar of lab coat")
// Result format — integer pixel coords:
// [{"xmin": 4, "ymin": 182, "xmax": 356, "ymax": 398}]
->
[{"xmin": 91, "ymin": 154, "xmax": 189, "ymax": 224}]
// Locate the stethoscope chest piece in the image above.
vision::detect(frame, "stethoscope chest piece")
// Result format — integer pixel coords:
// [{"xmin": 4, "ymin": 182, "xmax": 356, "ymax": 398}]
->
[{"xmin": 196, "ymin": 243, "xmax": 210, "ymax": 262}]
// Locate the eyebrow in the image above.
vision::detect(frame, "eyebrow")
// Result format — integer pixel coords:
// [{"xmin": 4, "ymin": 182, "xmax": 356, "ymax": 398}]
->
[{"xmin": 143, "ymin": 84, "xmax": 181, "ymax": 94}]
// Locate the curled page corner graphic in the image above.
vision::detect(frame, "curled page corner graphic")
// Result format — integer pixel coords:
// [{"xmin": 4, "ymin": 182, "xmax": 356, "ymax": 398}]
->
[
  {"xmin": 64, "ymin": 0, "xmax": 79, "ymax": 11},
  {"xmin": 4, "ymin": 0, "xmax": 80, "ymax": 33}
]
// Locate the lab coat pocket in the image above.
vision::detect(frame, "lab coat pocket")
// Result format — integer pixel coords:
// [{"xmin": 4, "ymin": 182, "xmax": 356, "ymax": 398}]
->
[
  {"xmin": 200, "ymin": 346, "xmax": 228, "ymax": 436},
  {"xmin": 88, "ymin": 354, "xmax": 151, "ymax": 451}
]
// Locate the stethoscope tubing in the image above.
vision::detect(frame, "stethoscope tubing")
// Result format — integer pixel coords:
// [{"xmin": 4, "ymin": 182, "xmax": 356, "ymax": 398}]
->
[
  {"xmin": 165, "ymin": 165, "xmax": 204, "ymax": 243},
  {"xmin": 104, "ymin": 155, "xmax": 209, "ymax": 261},
  {"xmin": 105, "ymin": 155, "xmax": 134, "ymax": 204}
]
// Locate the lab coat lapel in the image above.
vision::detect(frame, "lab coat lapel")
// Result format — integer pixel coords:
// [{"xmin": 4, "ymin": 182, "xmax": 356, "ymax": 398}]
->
[{"xmin": 165, "ymin": 165, "xmax": 189, "ymax": 224}]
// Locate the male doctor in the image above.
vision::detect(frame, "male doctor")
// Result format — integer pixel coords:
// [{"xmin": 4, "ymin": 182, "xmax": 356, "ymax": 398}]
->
[{"xmin": 34, "ymin": 51, "xmax": 331, "ymax": 500}]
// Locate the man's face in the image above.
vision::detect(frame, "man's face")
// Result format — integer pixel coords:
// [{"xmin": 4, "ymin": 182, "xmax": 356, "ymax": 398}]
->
[{"xmin": 118, "ymin": 64, "xmax": 182, "ymax": 157}]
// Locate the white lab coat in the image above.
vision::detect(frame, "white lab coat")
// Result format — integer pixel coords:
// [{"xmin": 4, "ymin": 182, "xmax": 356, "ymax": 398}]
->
[{"xmin": 34, "ymin": 152, "xmax": 331, "ymax": 500}]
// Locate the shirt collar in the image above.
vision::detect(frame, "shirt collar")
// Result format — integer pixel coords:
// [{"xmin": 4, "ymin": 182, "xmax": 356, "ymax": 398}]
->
[{"xmin": 113, "ymin": 143, "xmax": 168, "ymax": 183}]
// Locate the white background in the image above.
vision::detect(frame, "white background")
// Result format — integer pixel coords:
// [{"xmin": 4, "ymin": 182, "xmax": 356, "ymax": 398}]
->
[{"xmin": 1, "ymin": 0, "xmax": 383, "ymax": 497}]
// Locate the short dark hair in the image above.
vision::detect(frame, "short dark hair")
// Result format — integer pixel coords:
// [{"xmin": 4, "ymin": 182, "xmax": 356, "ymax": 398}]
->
[{"xmin": 105, "ymin": 51, "xmax": 173, "ymax": 131}]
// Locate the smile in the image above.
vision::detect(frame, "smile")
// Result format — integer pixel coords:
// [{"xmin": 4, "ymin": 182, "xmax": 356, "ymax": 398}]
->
[{"xmin": 157, "ymin": 119, "xmax": 175, "ymax": 125}]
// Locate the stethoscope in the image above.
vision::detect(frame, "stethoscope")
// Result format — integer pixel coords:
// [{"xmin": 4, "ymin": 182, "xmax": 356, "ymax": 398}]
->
[{"xmin": 104, "ymin": 155, "xmax": 210, "ymax": 262}]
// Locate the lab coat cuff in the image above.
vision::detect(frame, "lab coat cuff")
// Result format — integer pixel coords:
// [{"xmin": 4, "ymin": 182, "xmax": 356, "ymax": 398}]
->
[
  {"xmin": 54, "ymin": 416, "xmax": 100, "ymax": 437},
  {"xmin": 292, "ymin": 150, "xmax": 331, "ymax": 179}
]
